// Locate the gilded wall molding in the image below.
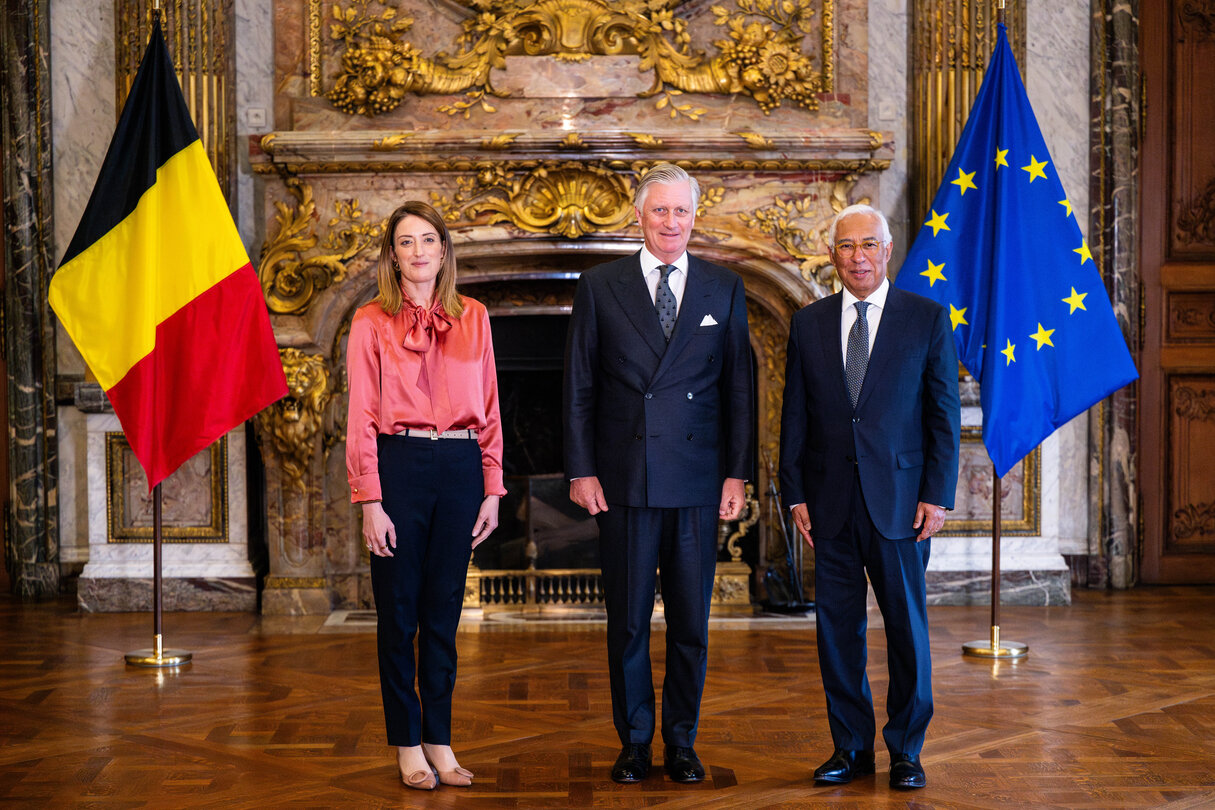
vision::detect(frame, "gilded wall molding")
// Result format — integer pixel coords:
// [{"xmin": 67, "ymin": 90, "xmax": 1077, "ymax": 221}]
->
[
  {"xmin": 105, "ymin": 434, "xmax": 228, "ymax": 543},
  {"xmin": 431, "ymin": 162, "xmax": 635, "ymax": 238},
  {"xmin": 258, "ymin": 177, "xmax": 384, "ymax": 315},
  {"xmin": 255, "ymin": 349, "xmax": 334, "ymax": 492},
  {"xmin": 318, "ymin": 0, "xmax": 834, "ymax": 118},
  {"xmin": 738, "ymin": 174, "xmax": 866, "ymax": 289}
]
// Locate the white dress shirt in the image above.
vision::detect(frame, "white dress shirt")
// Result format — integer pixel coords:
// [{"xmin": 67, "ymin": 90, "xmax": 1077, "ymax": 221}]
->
[
  {"xmin": 840, "ymin": 278, "xmax": 890, "ymax": 361},
  {"xmin": 640, "ymin": 245, "xmax": 688, "ymax": 314}
]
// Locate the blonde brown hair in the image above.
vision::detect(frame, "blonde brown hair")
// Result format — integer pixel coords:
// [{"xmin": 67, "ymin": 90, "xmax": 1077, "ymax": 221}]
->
[{"xmin": 374, "ymin": 201, "xmax": 464, "ymax": 319}]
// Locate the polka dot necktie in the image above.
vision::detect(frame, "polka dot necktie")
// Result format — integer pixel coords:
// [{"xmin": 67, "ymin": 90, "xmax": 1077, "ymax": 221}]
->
[
  {"xmin": 655, "ymin": 264, "xmax": 678, "ymax": 342},
  {"xmin": 845, "ymin": 300, "xmax": 870, "ymax": 408}
]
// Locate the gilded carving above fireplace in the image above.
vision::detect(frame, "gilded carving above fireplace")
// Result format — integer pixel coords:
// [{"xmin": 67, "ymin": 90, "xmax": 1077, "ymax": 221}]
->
[{"xmin": 317, "ymin": 0, "xmax": 834, "ymax": 119}]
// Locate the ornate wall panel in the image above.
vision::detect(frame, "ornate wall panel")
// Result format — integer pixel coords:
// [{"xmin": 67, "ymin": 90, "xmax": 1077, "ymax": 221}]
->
[{"xmin": 1140, "ymin": 0, "xmax": 1215, "ymax": 582}]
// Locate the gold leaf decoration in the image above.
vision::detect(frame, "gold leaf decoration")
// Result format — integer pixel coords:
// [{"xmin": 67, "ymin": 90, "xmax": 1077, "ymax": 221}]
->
[
  {"xmin": 371, "ymin": 132, "xmax": 416, "ymax": 150},
  {"xmin": 323, "ymin": 0, "xmax": 834, "ymax": 118},
  {"xmin": 736, "ymin": 132, "xmax": 776, "ymax": 149},
  {"xmin": 255, "ymin": 349, "xmax": 333, "ymax": 492},
  {"xmin": 738, "ymin": 175, "xmax": 868, "ymax": 289},
  {"xmin": 559, "ymin": 133, "xmax": 587, "ymax": 149},
  {"xmin": 432, "ymin": 161, "xmax": 635, "ymax": 238},
  {"xmin": 258, "ymin": 179, "xmax": 385, "ymax": 315},
  {"xmin": 626, "ymin": 132, "xmax": 665, "ymax": 148},
  {"xmin": 481, "ymin": 133, "xmax": 520, "ymax": 150}
]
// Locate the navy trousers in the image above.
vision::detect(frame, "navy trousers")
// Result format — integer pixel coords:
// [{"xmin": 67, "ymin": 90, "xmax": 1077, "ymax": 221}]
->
[
  {"xmin": 814, "ymin": 473, "xmax": 933, "ymax": 757},
  {"xmin": 597, "ymin": 504, "xmax": 719, "ymax": 748},
  {"xmin": 371, "ymin": 434, "xmax": 482, "ymax": 747}
]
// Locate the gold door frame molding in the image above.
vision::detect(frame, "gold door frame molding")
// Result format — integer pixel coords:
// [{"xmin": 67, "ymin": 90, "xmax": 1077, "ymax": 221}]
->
[
  {"xmin": 310, "ymin": 0, "xmax": 835, "ymax": 119},
  {"xmin": 115, "ymin": 0, "xmax": 236, "ymax": 199},
  {"xmin": 105, "ymin": 433, "xmax": 229, "ymax": 543}
]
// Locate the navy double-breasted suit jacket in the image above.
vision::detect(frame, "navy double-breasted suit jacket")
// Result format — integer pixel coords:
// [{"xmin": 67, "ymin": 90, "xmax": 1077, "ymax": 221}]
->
[
  {"xmin": 563, "ymin": 252, "xmax": 754, "ymax": 508},
  {"xmin": 778, "ymin": 286, "xmax": 961, "ymax": 540}
]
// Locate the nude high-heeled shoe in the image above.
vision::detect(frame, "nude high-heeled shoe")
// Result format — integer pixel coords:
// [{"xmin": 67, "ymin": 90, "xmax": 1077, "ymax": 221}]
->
[
  {"xmin": 435, "ymin": 765, "xmax": 473, "ymax": 787},
  {"xmin": 401, "ymin": 768, "xmax": 438, "ymax": 790}
]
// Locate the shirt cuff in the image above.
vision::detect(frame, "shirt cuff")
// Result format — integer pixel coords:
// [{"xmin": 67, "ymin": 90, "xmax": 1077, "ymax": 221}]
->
[
  {"xmin": 483, "ymin": 467, "xmax": 507, "ymax": 498},
  {"xmin": 349, "ymin": 474, "xmax": 381, "ymax": 503}
]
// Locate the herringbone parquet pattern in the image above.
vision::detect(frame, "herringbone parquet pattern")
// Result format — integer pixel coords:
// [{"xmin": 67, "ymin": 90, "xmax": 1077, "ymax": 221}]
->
[{"xmin": 1, "ymin": 587, "xmax": 1214, "ymax": 808}]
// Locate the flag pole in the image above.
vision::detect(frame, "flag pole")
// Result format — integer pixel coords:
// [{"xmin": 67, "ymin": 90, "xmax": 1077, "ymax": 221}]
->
[
  {"xmin": 962, "ymin": 465, "xmax": 1026, "ymax": 657},
  {"xmin": 123, "ymin": 0, "xmax": 191, "ymax": 669},
  {"xmin": 125, "ymin": 484, "xmax": 192, "ymax": 667},
  {"xmin": 962, "ymin": 0, "xmax": 1026, "ymax": 660}
]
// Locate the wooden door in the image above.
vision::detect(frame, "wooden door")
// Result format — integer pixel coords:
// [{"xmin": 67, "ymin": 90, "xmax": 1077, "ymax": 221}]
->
[{"xmin": 1139, "ymin": 2, "xmax": 1215, "ymax": 582}]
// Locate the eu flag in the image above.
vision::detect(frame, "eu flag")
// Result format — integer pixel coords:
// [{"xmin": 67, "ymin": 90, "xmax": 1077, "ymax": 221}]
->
[{"xmin": 894, "ymin": 24, "xmax": 1137, "ymax": 478}]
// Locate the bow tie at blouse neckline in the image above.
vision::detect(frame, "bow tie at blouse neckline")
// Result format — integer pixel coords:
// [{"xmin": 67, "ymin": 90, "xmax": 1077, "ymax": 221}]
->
[{"xmin": 402, "ymin": 299, "xmax": 453, "ymax": 353}]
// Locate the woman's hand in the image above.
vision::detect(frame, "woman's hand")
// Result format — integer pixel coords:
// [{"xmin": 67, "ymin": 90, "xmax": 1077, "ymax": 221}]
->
[
  {"xmin": 362, "ymin": 501, "xmax": 396, "ymax": 557},
  {"xmin": 471, "ymin": 495, "xmax": 500, "ymax": 549}
]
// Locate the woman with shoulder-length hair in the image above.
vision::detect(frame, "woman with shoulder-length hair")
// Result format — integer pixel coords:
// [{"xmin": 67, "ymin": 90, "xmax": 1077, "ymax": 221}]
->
[{"xmin": 346, "ymin": 200, "xmax": 505, "ymax": 791}]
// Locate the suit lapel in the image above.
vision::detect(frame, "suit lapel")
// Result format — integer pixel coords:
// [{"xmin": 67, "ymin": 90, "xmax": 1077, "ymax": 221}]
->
[
  {"xmin": 816, "ymin": 294, "xmax": 849, "ymax": 403},
  {"xmin": 650, "ymin": 256, "xmax": 720, "ymax": 382},
  {"xmin": 608, "ymin": 253, "xmax": 667, "ymax": 360}
]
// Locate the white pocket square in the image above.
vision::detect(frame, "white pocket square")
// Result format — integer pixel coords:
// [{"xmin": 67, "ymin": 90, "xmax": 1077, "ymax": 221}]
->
[{"xmin": 699, "ymin": 314, "xmax": 719, "ymax": 327}]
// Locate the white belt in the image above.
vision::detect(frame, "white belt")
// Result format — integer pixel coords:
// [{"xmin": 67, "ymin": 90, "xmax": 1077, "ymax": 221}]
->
[{"xmin": 397, "ymin": 428, "xmax": 479, "ymax": 440}]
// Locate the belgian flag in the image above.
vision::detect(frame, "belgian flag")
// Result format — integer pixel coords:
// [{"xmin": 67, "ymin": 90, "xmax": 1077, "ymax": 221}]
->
[{"xmin": 50, "ymin": 21, "xmax": 286, "ymax": 489}]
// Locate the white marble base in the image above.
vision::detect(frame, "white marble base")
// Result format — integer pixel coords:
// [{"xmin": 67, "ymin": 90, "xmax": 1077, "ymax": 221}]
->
[{"xmin": 78, "ymin": 415, "xmax": 254, "ymax": 611}]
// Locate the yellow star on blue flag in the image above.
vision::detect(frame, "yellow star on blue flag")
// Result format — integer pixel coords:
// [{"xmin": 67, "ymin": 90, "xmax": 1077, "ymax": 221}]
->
[{"xmin": 893, "ymin": 23, "xmax": 1137, "ymax": 477}]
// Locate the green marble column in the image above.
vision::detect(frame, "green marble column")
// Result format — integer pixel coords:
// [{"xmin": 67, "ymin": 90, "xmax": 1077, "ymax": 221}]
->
[
  {"xmin": 0, "ymin": 0, "xmax": 60, "ymax": 598},
  {"xmin": 1087, "ymin": 0, "xmax": 1139, "ymax": 588}
]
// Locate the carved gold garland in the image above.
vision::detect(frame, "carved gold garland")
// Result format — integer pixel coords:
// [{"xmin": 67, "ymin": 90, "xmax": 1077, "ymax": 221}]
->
[
  {"xmin": 430, "ymin": 161, "xmax": 723, "ymax": 235},
  {"xmin": 431, "ymin": 161, "xmax": 636, "ymax": 238},
  {"xmin": 251, "ymin": 156, "xmax": 890, "ymax": 176},
  {"xmin": 258, "ymin": 177, "xmax": 385, "ymax": 315},
  {"xmin": 322, "ymin": 0, "xmax": 833, "ymax": 118},
  {"xmin": 738, "ymin": 173, "xmax": 867, "ymax": 289},
  {"xmin": 255, "ymin": 349, "xmax": 334, "ymax": 492}
]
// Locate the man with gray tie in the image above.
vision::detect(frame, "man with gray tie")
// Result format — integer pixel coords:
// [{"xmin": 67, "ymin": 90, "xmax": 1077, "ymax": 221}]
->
[{"xmin": 779, "ymin": 204, "xmax": 960, "ymax": 790}]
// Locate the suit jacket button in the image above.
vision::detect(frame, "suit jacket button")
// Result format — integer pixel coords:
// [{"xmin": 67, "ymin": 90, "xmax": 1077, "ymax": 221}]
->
[
  {"xmin": 687, "ymin": 392, "xmax": 693, "ymax": 399},
  {"xmin": 634, "ymin": 433, "xmax": 643, "ymax": 440},
  {"xmin": 852, "ymin": 417, "xmax": 860, "ymax": 423},
  {"xmin": 687, "ymin": 433, "xmax": 694, "ymax": 440},
  {"xmin": 618, "ymin": 355, "xmax": 626, "ymax": 364},
  {"xmin": 645, "ymin": 392, "xmax": 653, "ymax": 400}
]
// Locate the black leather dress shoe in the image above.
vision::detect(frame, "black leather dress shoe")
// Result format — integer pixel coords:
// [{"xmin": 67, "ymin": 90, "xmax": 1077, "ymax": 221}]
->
[
  {"xmin": 889, "ymin": 753, "xmax": 926, "ymax": 789},
  {"xmin": 813, "ymin": 748, "xmax": 876, "ymax": 784},
  {"xmin": 611, "ymin": 743, "xmax": 651, "ymax": 783},
  {"xmin": 663, "ymin": 745, "xmax": 705, "ymax": 783}
]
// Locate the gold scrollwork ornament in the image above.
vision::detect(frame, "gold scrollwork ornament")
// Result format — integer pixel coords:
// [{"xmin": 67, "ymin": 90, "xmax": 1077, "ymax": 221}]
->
[
  {"xmin": 258, "ymin": 178, "xmax": 384, "ymax": 315},
  {"xmin": 432, "ymin": 162, "xmax": 636, "ymax": 238},
  {"xmin": 255, "ymin": 349, "xmax": 333, "ymax": 492},
  {"xmin": 323, "ymin": 0, "xmax": 833, "ymax": 118}
]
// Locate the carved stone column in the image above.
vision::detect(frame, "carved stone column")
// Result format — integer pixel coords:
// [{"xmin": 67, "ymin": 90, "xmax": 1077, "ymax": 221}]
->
[
  {"xmin": 255, "ymin": 348, "xmax": 336, "ymax": 614},
  {"xmin": 1087, "ymin": 0, "xmax": 1138, "ymax": 588},
  {"xmin": 1, "ymin": 0, "xmax": 59, "ymax": 598}
]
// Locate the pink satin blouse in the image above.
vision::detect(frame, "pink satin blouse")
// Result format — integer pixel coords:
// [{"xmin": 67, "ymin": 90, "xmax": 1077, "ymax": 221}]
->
[{"xmin": 345, "ymin": 295, "xmax": 506, "ymax": 502}]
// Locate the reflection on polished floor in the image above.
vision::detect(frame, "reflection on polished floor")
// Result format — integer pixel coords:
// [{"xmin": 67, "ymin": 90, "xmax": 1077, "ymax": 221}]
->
[{"xmin": 2, "ymin": 587, "xmax": 1214, "ymax": 808}]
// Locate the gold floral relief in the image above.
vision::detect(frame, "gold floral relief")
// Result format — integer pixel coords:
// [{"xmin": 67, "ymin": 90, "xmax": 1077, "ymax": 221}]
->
[
  {"xmin": 320, "ymin": 0, "xmax": 833, "ymax": 119},
  {"xmin": 255, "ymin": 349, "xmax": 334, "ymax": 492},
  {"xmin": 258, "ymin": 178, "xmax": 385, "ymax": 315},
  {"xmin": 431, "ymin": 161, "xmax": 636, "ymax": 238}
]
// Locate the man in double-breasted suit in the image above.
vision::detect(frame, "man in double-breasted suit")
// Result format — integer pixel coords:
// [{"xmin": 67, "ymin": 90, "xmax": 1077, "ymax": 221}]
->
[
  {"xmin": 564, "ymin": 164, "xmax": 754, "ymax": 784},
  {"xmin": 779, "ymin": 204, "xmax": 960, "ymax": 790}
]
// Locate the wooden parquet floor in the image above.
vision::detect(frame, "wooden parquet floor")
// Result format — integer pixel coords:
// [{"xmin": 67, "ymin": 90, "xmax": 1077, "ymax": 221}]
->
[{"xmin": 2, "ymin": 587, "xmax": 1215, "ymax": 809}]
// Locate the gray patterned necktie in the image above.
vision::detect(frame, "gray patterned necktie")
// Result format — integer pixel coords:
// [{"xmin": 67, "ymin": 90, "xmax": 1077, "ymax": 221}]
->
[
  {"xmin": 655, "ymin": 264, "xmax": 678, "ymax": 341},
  {"xmin": 845, "ymin": 300, "xmax": 871, "ymax": 408}
]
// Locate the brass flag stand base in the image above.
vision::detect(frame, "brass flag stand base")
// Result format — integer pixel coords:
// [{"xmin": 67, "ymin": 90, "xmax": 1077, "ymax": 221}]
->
[
  {"xmin": 963, "ymin": 625, "xmax": 1028, "ymax": 659},
  {"xmin": 124, "ymin": 483, "xmax": 192, "ymax": 668},
  {"xmin": 961, "ymin": 462, "xmax": 1030, "ymax": 660},
  {"xmin": 125, "ymin": 633, "xmax": 192, "ymax": 668}
]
